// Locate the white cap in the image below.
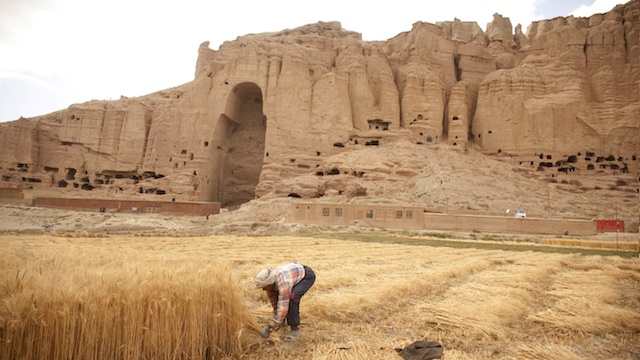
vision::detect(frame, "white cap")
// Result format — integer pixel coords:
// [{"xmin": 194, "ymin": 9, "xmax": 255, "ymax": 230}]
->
[{"xmin": 254, "ymin": 268, "xmax": 276, "ymax": 288}]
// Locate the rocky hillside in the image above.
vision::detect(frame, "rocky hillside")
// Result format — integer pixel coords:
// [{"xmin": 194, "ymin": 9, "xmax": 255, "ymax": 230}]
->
[{"xmin": 0, "ymin": 1, "xmax": 638, "ymax": 230}]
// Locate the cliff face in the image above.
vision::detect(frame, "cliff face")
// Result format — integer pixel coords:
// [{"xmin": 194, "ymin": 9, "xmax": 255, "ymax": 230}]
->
[
  {"xmin": 474, "ymin": 8, "xmax": 639, "ymax": 156},
  {"xmin": 0, "ymin": 2, "xmax": 638, "ymax": 220}
]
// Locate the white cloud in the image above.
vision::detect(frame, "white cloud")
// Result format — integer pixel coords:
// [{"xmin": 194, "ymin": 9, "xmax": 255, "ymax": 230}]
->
[
  {"xmin": 570, "ymin": 0, "xmax": 624, "ymax": 17},
  {"xmin": 0, "ymin": 70, "xmax": 58, "ymax": 91}
]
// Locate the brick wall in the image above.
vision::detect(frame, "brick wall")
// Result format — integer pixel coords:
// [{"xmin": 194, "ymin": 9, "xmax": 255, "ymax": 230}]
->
[{"xmin": 35, "ymin": 198, "xmax": 220, "ymax": 216}]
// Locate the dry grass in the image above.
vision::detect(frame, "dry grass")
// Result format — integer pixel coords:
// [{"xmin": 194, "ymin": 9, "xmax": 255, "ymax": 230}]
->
[
  {"xmin": 542, "ymin": 238, "xmax": 639, "ymax": 251},
  {"xmin": 1, "ymin": 234, "xmax": 639, "ymax": 359}
]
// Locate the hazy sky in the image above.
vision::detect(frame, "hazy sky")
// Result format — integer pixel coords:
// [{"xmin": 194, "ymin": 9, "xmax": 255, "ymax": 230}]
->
[{"xmin": 0, "ymin": 0, "xmax": 625, "ymax": 123}]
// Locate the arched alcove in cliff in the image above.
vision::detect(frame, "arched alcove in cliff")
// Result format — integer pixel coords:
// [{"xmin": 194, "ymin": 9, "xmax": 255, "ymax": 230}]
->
[{"xmin": 208, "ymin": 82, "xmax": 266, "ymax": 206}]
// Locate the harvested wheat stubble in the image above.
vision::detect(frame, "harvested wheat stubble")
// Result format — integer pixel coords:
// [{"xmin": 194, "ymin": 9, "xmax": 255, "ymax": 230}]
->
[
  {"xmin": 1, "ymin": 234, "xmax": 639, "ymax": 359},
  {"xmin": 310, "ymin": 340, "xmax": 399, "ymax": 359},
  {"xmin": 527, "ymin": 268, "xmax": 640, "ymax": 334},
  {"xmin": 516, "ymin": 343, "xmax": 585, "ymax": 360}
]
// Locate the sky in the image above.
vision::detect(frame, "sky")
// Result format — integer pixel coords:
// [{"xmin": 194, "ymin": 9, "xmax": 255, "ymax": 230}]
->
[{"xmin": 0, "ymin": 0, "xmax": 625, "ymax": 123}]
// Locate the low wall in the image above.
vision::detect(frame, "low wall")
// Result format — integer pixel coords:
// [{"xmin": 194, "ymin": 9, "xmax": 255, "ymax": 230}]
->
[
  {"xmin": 35, "ymin": 198, "xmax": 220, "ymax": 217},
  {"xmin": 0, "ymin": 188, "xmax": 30, "ymax": 205},
  {"xmin": 1, "ymin": 188, "xmax": 64, "ymax": 205},
  {"xmin": 289, "ymin": 203, "xmax": 424, "ymax": 230},
  {"xmin": 23, "ymin": 189, "xmax": 63, "ymax": 200},
  {"xmin": 0, "ymin": 188, "xmax": 23, "ymax": 199},
  {"xmin": 423, "ymin": 213, "xmax": 597, "ymax": 236},
  {"xmin": 288, "ymin": 202, "xmax": 598, "ymax": 236}
]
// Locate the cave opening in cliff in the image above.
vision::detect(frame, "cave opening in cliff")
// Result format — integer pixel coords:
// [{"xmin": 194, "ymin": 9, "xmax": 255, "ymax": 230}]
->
[
  {"xmin": 65, "ymin": 168, "xmax": 76, "ymax": 180},
  {"xmin": 208, "ymin": 82, "xmax": 266, "ymax": 207},
  {"xmin": 367, "ymin": 119, "xmax": 390, "ymax": 131}
]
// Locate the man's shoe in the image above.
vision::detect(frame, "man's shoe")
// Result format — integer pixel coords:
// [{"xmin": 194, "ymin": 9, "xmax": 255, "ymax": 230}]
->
[{"xmin": 284, "ymin": 329, "xmax": 299, "ymax": 342}]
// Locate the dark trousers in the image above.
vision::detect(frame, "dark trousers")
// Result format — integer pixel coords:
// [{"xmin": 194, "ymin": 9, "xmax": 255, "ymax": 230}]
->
[{"xmin": 287, "ymin": 265, "xmax": 315, "ymax": 328}]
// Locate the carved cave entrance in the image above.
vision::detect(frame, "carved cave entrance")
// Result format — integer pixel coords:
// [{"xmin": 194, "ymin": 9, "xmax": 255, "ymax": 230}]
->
[{"xmin": 210, "ymin": 82, "xmax": 266, "ymax": 207}]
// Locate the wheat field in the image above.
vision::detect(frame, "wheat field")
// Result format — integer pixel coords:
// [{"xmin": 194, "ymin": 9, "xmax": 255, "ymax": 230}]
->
[{"xmin": 1, "ymin": 233, "xmax": 639, "ymax": 359}]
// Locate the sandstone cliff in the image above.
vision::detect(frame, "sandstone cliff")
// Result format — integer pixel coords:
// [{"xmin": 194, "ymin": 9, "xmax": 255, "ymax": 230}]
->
[{"xmin": 1, "ymin": 1, "xmax": 638, "ymax": 230}]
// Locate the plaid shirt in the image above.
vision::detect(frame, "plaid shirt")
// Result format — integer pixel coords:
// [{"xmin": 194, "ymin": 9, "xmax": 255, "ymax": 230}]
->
[{"xmin": 265, "ymin": 262, "xmax": 306, "ymax": 329}]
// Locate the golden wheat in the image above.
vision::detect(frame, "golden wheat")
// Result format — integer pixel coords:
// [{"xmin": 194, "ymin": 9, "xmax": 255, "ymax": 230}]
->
[
  {"xmin": 542, "ymin": 238, "xmax": 639, "ymax": 251},
  {"xmin": 1, "ymin": 234, "xmax": 639, "ymax": 359},
  {"xmin": 0, "ymin": 252, "xmax": 259, "ymax": 359}
]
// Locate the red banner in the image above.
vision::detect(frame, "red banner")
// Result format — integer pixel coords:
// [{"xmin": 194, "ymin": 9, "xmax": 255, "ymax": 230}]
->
[{"xmin": 595, "ymin": 220, "xmax": 625, "ymax": 232}]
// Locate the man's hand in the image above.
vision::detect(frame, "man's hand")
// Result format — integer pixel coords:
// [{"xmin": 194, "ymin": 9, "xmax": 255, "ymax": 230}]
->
[{"xmin": 260, "ymin": 325, "xmax": 272, "ymax": 339}]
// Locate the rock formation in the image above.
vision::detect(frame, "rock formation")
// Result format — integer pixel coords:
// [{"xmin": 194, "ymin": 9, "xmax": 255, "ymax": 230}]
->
[{"xmin": 0, "ymin": 1, "xmax": 638, "ymax": 229}]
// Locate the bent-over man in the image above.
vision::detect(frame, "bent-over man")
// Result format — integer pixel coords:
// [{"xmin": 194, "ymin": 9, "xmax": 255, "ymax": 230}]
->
[{"xmin": 254, "ymin": 262, "xmax": 316, "ymax": 342}]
